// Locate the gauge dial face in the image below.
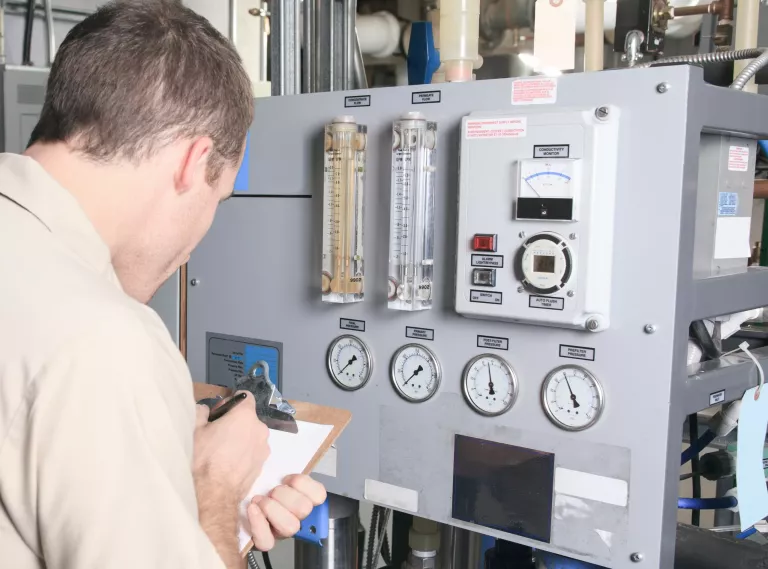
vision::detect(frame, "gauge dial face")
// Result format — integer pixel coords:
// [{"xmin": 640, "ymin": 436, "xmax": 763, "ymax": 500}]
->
[
  {"xmin": 327, "ymin": 335, "xmax": 373, "ymax": 391},
  {"xmin": 390, "ymin": 344, "xmax": 441, "ymax": 402},
  {"xmin": 519, "ymin": 159, "xmax": 578, "ymax": 199},
  {"xmin": 542, "ymin": 366, "xmax": 604, "ymax": 431},
  {"xmin": 462, "ymin": 354, "xmax": 519, "ymax": 416}
]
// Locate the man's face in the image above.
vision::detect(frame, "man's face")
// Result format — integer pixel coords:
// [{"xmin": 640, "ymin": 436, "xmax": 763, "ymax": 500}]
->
[{"xmin": 114, "ymin": 151, "xmax": 240, "ymax": 303}]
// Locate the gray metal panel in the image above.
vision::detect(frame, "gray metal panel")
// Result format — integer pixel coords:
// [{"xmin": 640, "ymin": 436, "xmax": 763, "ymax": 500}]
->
[
  {"xmin": 0, "ymin": 65, "xmax": 48, "ymax": 153},
  {"xmin": 147, "ymin": 270, "xmax": 180, "ymax": 347},
  {"xmin": 187, "ymin": 68, "xmax": 768, "ymax": 569}
]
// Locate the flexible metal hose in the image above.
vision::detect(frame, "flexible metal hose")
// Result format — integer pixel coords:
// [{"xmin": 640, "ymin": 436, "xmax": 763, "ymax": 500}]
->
[
  {"xmin": 731, "ymin": 48, "xmax": 768, "ymax": 90},
  {"xmin": 635, "ymin": 48, "xmax": 764, "ymax": 69}
]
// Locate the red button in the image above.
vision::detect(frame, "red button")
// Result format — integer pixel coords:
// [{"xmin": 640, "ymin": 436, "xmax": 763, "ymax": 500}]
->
[{"xmin": 473, "ymin": 234, "xmax": 497, "ymax": 252}]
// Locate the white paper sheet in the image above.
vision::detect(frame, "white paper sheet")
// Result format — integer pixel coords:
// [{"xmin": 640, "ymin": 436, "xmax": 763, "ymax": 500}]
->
[
  {"xmin": 714, "ymin": 216, "xmax": 751, "ymax": 259},
  {"xmin": 238, "ymin": 420, "xmax": 334, "ymax": 550}
]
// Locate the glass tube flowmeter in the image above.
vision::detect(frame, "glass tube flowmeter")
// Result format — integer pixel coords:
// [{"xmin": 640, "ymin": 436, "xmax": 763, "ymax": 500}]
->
[
  {"xmin": 322, "ymin": 116, "xmax": 367, "ymax": 303},
  {"xmin": 387, "ymin": 113, "xmax": 437, "ymax": 311}
]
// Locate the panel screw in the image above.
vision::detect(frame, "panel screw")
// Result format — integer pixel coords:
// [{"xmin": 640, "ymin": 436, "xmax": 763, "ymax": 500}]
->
[
  {"xmin": 595, "ymin": 106, "xmax": 610, "ymax": 120},
  {"xmin": 644, "ymin": 324, "xmax": 657, "ymax": 334},
  {"xmin": 656, "ymin": 82, "xmax": 670, "ymax": 94},
  {"xmin": 631, "ymin": 552, "xmax": 644, "ymax": 563},
  {"xmin": 586, "ymin": 318, "xmax": 600, "ymax": 331},
  {"xmin": 519, "ymin": 231, "xmax": 527, "ymax": 239},
  {"xmin": 191, "ymin": 278, "xmax": 200, "ymax": 287},
  {"xmin": 569, "ymin": 233, "xmax": 577, "ymax": 240},
  {"xmin": 517, "ymin": 286, "xmax": 525, "ymax": 293},
  {"xmin": 567, "ymin": 290, "xmax": 575, "ymax": 297}
]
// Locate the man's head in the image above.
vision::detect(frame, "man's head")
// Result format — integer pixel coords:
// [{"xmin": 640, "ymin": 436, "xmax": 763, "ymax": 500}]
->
[{"xmin": 26, "ymin": 0, "xmax": 253, "ymax": 301}]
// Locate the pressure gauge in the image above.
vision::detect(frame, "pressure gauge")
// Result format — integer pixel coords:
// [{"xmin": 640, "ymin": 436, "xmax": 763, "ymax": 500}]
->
[
  {"xmin": 519, "ymin": 159, "xmax": 579, "ymax": 199},
  {"xmin": 327, "ymin": 335, "xmax": 373, "ymax": 391},
  {"xmin": 462, "ymin": 354, "xmax": 519, "ymax": 416},
  {"xmin": 542, "ymin": 366, "xmax": 604, "ymax": 431},
  {"xmin": 517, "ymin": 232, "xmax": 573, "ymax": 295},
  {"xmin": 390, "ymin": 344, "xmax": 441, "ymax": 402}
]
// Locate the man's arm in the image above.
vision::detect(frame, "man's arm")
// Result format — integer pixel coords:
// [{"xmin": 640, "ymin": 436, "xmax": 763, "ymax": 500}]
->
[{"xmin": 26, "ymin": 321, "xmax": 233, "ymax": 569}]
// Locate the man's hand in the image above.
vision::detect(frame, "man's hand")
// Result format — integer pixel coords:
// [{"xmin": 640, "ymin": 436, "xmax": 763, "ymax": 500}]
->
[
  {"xmin": 193, "ymin": 392, "xmax": 270, "ymax": 568},
  {"xmin": 247, "ymin": 475, "xmax": 327, "ymax": 551}
]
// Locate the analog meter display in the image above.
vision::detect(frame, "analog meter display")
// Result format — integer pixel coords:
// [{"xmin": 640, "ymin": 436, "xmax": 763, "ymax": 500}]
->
[
  {"xmin": 542, "ymin": 366, "xmax": 604, "ymax": 431},
  {"xmin": 462, "ymin": 354, "xmax": 519, "ymax": 416},
  {"xmin": 390, "ymin": 344, "xmax": 441, "ymax": 402},
  {"xmin": 517, "ymin": 159, "xmax": 581, "ymax": 221},
  {"xmin": 327, "ymin": 335, "xmax": 373, "ymax": 391}
]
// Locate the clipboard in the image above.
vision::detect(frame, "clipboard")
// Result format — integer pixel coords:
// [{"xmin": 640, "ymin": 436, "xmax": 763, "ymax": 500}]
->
[{"xmin": 192, "ymin": 384, "xmax": 351, "ymax": 555}]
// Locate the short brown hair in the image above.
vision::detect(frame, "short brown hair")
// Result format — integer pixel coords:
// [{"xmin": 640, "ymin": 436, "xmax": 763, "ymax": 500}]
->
[{"xmin": 29, "ymin": 0, "xmax": 253, "ymax": 182}]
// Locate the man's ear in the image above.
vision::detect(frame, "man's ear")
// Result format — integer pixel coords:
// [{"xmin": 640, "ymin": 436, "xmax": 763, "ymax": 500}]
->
[{"xmin": 176, "ymin": 137, "xmax": 213, "ymax": 194}]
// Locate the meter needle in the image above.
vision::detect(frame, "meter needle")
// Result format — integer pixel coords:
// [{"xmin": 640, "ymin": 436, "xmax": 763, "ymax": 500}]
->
[
  {"xmin": 487, "ymin": 365, "xmax": 495, "ymax": 396},
  {"xmin": 564, "ymin": 373, "xmax": 580, "ymax": 408},
  {"xmin": 338, "ymin": 355, "xmax": 357, "ymax": 373},
  {"xmin": 404, "ymin": 365, "xmax": 423, "ymax": 385}
]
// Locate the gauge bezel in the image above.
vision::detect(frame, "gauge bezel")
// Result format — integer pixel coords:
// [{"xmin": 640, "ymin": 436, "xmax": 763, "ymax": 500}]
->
[
  {"xmin": 389, "ymin": 343, "xmax": 442, "ymax": 403},
  {"xmin": 462, "ymin": 353, "xmax": 519, "ymax": 417},
  {"xmin": 541, "ymin": 365, "xmax": 605, "ymax": 431},
  {"xmin": 326, "ymin": 335, "xmax": 373, "ymax": 391}
]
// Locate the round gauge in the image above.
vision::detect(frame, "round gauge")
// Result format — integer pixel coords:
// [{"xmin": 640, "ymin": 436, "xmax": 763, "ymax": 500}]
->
[
  {"xmin": 542, "ymin": 366, "xmax": 604, "ymax": 431},
  {"xmin": 390, "ymin": 344, "xmax": 441, "ymax": 402},
  {"xmin": 326, "ymin": 335, "xmax": 373, "ymax": 391},
  {"xmin": 462, "ymin": 354, "xmax": 519, "ymax": 416},
  {"xmin": 517, "ymin": 232, "xmax": 573, "ymax": 295},
  {"xmin": 519, "ymin": 159, "xmax": 577, "ymax": 199}
]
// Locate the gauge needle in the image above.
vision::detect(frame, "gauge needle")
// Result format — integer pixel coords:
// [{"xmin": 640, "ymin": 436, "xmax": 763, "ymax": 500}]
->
[
  {"xmin": 338, "ymin": 355, "xmax": 357, "ymax": 373},
  {"xmin": 564, "ymin": 373, "xmax": 580, "ymax": 408},
  {"xmin": 404, "ymin": 365, "xmax": 423, "ymax": 385},
  {"xmin": 487, "ymin": 366, "xmax": 495, "ymax": 396},
  {"xmin": 524, "ymin": 177, "xmax": 541, "ymax": 197}
]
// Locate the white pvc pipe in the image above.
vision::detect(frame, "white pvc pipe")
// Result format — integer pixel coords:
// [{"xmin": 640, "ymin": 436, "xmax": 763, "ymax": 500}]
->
[
  {"xmin": 734, "ymin": 0, "xmax": 760, "ymax": 93},
  {"xmin": 357, "ymin": 11, "xmax": 400, "ymax": 58},
  {"xmin": 440, "ymin": 0, "xmax": 481, "ymax": 82},
  {"xmin": 584, "ymin": 0, "xmax": 604, "ymax": 71}
]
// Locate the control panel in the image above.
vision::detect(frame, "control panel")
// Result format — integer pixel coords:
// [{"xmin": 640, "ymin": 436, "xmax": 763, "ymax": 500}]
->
[{"xmin": 455, "ymin": 109, "xmax": 620, "ymax": 332}]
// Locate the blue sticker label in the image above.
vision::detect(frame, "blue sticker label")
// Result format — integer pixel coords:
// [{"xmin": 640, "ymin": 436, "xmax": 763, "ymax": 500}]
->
[
  {"xmin": 233, "ymin": 132, "xmax": 250, "ymax": 193},
  {"xmin": 244, "ymin": 343, "xmax": 279, "ymax": 387},
  {"xmin": 718, "ymin": 192, "xmax": 738, "ymax": 216}
]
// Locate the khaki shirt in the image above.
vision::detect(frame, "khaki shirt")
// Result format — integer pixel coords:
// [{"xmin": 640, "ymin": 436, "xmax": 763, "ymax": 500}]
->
[{"xmin": 0, "ymin": 154, "xmax": 225, "ymax": 569}]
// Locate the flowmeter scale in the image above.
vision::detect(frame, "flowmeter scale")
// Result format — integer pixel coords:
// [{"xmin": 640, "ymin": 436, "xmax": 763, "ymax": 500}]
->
[
  {"xmin": 387, "ymin": 113, "xmax": 438, "ymax": 311},
  {"xmin": 321, "ymin": 116, "xmax": 367, "ymax": 303}
]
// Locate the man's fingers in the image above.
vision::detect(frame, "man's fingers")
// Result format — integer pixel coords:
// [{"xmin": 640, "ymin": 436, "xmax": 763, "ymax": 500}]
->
[
  {"xmin": 247, "ymin": 499, "xmax": 276, "ymax": 552},
  {"xmin": 257, "ymin": 496, "xmax": 301, "ymax": 538},
  {"xmin": 283, "ymin": 474, "xmax": 327, "ymax": 506},
  {"xmin": 195, "ymin": 404, "xmax": 210, "ymax": 427},
  {"xmin": 269, "ymin": 485, "xmax": 314, "ymax": 520}
]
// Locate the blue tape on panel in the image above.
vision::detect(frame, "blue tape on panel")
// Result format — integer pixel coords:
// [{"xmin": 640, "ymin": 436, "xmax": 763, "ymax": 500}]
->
[{"xmin": 234, "ymin": 132, "xmax": 250, "ymax": 192}]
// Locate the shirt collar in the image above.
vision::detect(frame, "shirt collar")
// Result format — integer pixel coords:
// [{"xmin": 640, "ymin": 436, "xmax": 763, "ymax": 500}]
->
[{"xmin": 0, "ymin": 153, "xmax": 116, "ymax": 278}]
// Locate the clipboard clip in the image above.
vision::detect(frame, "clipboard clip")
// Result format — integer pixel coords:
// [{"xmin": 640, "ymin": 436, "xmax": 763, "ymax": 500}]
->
[{"xmin": 198, "ymin": 361, "xmax": 299, "ymax": 434}]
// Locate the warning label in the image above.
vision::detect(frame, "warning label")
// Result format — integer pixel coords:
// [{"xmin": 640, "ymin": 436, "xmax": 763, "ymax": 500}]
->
[
  {"xmin": 512, "ymin": 78, "xmax": 558, "ymax": 105},
  {"xmin": 728, "ymin": 146, "xmax": 749, "ymax": 172},
  {"xmin": 465, "ymin": 117, "xmax": 527, "ymax": 139}
]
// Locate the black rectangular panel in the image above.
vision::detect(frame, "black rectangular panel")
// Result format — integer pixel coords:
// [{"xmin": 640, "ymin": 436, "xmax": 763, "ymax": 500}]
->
[
  {"xmin": 517, "ymin": 197, "xmax": 573, "ymax": 220},
  {"xmin": 452, "ymin": 435, "xmax": 554, "ymax": 543}
]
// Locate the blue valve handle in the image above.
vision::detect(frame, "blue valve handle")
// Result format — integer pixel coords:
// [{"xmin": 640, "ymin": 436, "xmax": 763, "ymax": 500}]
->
[
  {"xmin": 407, "ymin": 21, "xmax": 440, "ymax": 86},
  {"xmin": 295, "ymin": 498, "xmax": 329, "ymax": 546}
]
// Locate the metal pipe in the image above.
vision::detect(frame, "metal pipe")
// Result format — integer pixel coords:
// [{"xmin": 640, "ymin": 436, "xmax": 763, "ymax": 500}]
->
[
  {"xmin": 315, "ymin": 0, "xmax": 335, "ymax": 92},
  {"xmin": 3, "ymin": 3, "xmax": 83, "ymax": 24},
  {"xmin": 438, "ymin": 525, "xmax": 483, "ymax": 569},
  {"xmin": 229, "ymin": 0, "xmax": 236, "ymax": 43},
  {"xmin": 270, "ymin": 0, "xmax": 301, "ymax": 95},
  {"xmin": 302, "ymin": 0, "xmax": 315, "ymax": 91},
  {"xmin": 352, "ymin": 28, "xmax": 367, "ymax": 89},
  {"xmin": 672, "ymin": 2, "xmax": 722, "ymax": 17},
  {"xmin": 22, "ymin": 0, "xmax": 34, "ymax": 65},
  {"xmin": 6, "ymin": 0, "xmax": 90, "ymax": 18},
  {"xmin": 260, "ymin": 1, "xmax": 268, "ymax": 83},
  {"xmin": 0, "ymin": 0, "xmax": 6, "ymax": 65},
  {"xmin": 294, "ymin": 495, "xmax": 359, "ymax": 569},
  {"xmin": 341, "ymin": 0, "xmax": 356, "ymax": 89},
  {"xmin": 43, "ymin": 0, "xmax": 54, "ymax": 65}
]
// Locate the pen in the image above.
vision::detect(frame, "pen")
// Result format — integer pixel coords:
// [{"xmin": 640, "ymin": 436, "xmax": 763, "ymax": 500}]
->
[{"xmin": 207, "ymin": 392, "xmax": 248, "ymax": 422}]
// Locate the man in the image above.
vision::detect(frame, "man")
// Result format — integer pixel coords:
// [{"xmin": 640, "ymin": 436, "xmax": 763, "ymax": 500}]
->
[{"xmin": 0, "ymin": 1, "xmax": 325, "ymax": 568}]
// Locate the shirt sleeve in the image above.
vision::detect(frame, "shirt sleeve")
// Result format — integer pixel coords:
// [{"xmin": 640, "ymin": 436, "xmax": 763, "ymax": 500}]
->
[{"xmin": 27, "ymin": 317, "xmax": 227, "ymax": 569}]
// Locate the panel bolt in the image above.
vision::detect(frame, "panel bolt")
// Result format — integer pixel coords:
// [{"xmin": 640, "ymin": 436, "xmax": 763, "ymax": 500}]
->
[
  {"xmin": 517, "ymin": 286, "xmax": 525, "ymax": 293},
  {"xmin": 630, "ymin": 552, "xmax": 644, "ymax": 563},
  {"xmin": 519, "ymin": 231, "xmax": 527, "ymax": 239},
  {"xmin": 569, "ymin": 233, "xmax": 577, "ymax": 240},
  {"xmin": 656, "ymin": 82, "xmax": 670, "ymax": 94},
  {"xmin": 191, "ymin": 278, "xmax": 200, "ymax": 287},
  {"xmin": 595, "ymin": 106, "xmax": 610, "ymax": 120},
  {"xmin": 567, "ymin": 290, "xmax": 575, "ymax": 297},
  {"xmin": 586, "ymin": 318, "xmax": 600, "ymax": 331},
  {"xmin": 644, "ymin": 324, "xmax": 657, "ymax": 334}
]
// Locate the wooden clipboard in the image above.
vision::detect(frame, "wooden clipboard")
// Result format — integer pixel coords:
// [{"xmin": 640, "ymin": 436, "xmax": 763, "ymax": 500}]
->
[{"xmin": 192, "ymin": 384, "xmax": 352, "ymax": 555}]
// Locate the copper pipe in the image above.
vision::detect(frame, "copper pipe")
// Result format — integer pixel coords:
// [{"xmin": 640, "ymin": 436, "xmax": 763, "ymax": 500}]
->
[
  {"xmin": 179, "ymin": 263, "xmax": 188, "ymax": 360},
  {"xmin": 720, "ymin": 0, "xmax": 733, "ymax": 22},
  {"xmin": 754, "ymin": 179, "xmax": 768, "ymax": 199},
  {"xmin": 672, "ymin": 2, "xmax": 722, "ymax": 17}
]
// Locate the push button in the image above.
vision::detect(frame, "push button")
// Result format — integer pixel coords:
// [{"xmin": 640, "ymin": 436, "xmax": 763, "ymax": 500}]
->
[
  {"xmin": 472, "ymin": 268, "xmax": 496, "ymax": 287},
  {"xmin": 472, "ymin": 234, "xmax": 497, "ymax": 252}
]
